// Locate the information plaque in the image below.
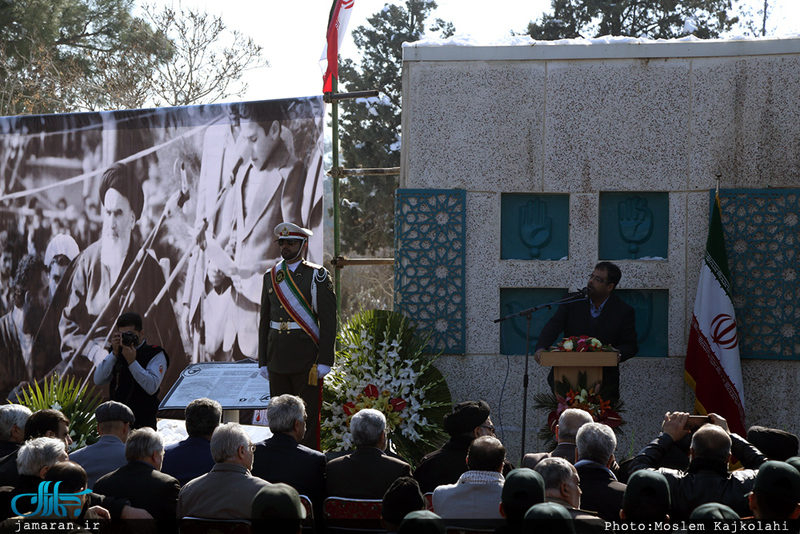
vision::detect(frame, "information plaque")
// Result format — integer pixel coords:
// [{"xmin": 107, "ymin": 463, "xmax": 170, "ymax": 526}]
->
[{"xmin": 159, "ymin": 361, "xmax": 270, "ymax": 410}]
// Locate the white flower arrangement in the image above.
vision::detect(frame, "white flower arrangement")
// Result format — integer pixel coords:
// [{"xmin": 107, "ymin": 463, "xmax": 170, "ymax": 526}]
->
[{"xmin": 321, "ymin": 310, "xmax": 451, "ymax": 465}]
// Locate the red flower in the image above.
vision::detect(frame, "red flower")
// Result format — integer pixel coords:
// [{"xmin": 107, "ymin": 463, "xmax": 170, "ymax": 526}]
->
[
  {"xmin": 364, "ymin": 384, "xmax": 379, "ymax": 398},
  {"xmin": 343, "ymin": 402, "xmax": 356, "ymax": 416},
  {"xmin": 389, "ymin": 398, "xmax": 407, "ymax": 412}
]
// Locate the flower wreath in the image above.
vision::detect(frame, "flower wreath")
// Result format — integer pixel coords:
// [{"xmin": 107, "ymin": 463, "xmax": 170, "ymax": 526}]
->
[{"xmin": 321, "ymin": 310, "xmax": 452, "ymax": 466}]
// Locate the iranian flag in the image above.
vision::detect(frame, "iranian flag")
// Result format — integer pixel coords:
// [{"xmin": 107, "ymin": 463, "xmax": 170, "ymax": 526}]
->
[
  {"xmin": 685, "ymin": 193, "xmax": 746, "ymax": 437},
  {"xmin": 321, "ymin": 0, "xmax": 355, "ymax": 93}
]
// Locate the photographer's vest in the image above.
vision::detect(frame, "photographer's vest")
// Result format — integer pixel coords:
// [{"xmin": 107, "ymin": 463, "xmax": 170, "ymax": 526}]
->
[{"xmin": 111, "ymin": 344, "xmax": 169, "ymax": 429}]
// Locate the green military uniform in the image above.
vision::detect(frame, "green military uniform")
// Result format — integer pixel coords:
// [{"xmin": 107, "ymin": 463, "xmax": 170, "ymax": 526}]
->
[{"xmin": 259, "ymin": 259, "xmax": 336, "ymax": 448}]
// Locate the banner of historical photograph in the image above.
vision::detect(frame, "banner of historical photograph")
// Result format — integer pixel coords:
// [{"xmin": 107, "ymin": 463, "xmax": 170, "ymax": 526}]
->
[{"xmin": 0, "ymin": 97, "xmax": 325, "ymax": 401}]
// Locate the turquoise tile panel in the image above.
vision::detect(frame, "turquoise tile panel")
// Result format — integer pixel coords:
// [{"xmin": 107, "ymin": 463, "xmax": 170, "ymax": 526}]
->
[
  {"xmin": 395, "ymin": 189, "xmax": 466, "ymax": 354},
  {"xmin": 616, "ymin": 289, "xmax": 669, "ymax": 358},
  {"xmin": 599, "ymin": 192, "xmax": 669, "ymax": 260},
  {"xmin": 713, "ymin": 189, "xmax": 800, "ymax": 360},
  {"xmin": 501, "ymin": 194, "xmax": 569, "ymax": 260},
  {"xmin": 499, "ymin": 288, "xmax": 569, "ymax": 355}
]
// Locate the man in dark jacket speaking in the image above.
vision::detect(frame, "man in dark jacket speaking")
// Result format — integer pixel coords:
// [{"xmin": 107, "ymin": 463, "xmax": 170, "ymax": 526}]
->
[{"xmin": 535, "ymin": 261, "xmax": 637, "ymax": 399}]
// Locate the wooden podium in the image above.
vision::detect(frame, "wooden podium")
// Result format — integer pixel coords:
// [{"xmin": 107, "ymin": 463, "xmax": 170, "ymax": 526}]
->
[{"xmin": 539, "ymin": 351, "xmax": 618, "ymax": 387}]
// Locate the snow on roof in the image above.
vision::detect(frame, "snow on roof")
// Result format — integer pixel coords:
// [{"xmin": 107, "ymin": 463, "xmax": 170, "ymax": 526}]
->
[{"xmin": 402, "ymin": 33, "xmax": 800, "ymax": 61}]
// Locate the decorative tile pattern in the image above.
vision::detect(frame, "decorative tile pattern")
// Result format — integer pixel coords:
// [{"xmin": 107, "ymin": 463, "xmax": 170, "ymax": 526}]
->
[
  {"xmin": 599, "ymin": 192, "xmax": 669, "ymax": 260},
  {"xmin": 501, "ymin": 194, "xmax": 570, "ymax": 260},
  {"xmin": 715, "ymin": 189, "xmax": 800, "ymax": 359},
  {"xmin": 395, "ymin": 189, "xmax": 466, "ymax": 353}
]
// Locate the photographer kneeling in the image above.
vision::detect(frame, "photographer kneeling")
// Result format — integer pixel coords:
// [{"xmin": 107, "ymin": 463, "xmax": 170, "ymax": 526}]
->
[{"xmin": 94, "ymin": 312, "xmax": 169, "ymax": 429}]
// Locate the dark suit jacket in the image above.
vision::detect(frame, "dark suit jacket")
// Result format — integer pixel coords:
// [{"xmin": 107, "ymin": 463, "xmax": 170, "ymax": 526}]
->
[
  {"xmin": 537, "ymin": 293, "xmax": 637, "ymax": 397},
  {"xmin": 575, "ymin": 461, "xmax": 626, "ymax": 521},
  {"xmin": 326, "ymin": 446, "xmax": 411, "ymax": 499},
  {"xmin": 94, "ymin": 461, "xmax": 180, "ymax": 529},
  {"xmin": 252, "ymin": 432, "xmax": 326, "ymax": 506},
  {"xmin": 521, "ymin": 442, "xmax": 577, "ymax": 469},
  {"xmin": 161, "ymin": 436, "xmax": 215, "ymax": 486}
]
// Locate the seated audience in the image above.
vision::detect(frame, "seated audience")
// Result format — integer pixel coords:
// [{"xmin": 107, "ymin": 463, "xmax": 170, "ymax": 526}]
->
[
  {"xmin": 0, "ymin": 405, "xmax": 31, "ymax": 459},
  {"xmin": 0, "ymin": 437, "xmax": 69, "ymax": 519},
  {"xmin": 747, "ymin": 425, "xmax": 799, "ymax": 461},
  {"xmin": 619, "ymin": 469, "xmax": 670, "ymax": 523},
  {"xmin": 534, "ymin": 456, "xmax": 603, "ymax": 529},
  {"xmin": 94, "ymin": 427, "xmax": 180, "ymax": 529},
  {"xmin": 432, "ymin": 435, "xmax": 506, "ymax": 529},
  {"xmin": 629, "ymin": 411, "xmax": 767, "ymax": 519},
  {"xmin": 381, "ymin": 477, "xmax": 426, "ymax": 534},
  {"xmin": 162, "ymin": 397, "xmax": 221, "ymax": 485},
  {"xmin": 70, "ymin": 401, "xmax": 134, "ymax": 487},
  {"xmin": 177, "ymin": 423, "xmax": 270, "ymax": 519},
  {"xmin": 0, "ymin": 436, "xmax": 150, "ymax": 522},
  {"xmin": 523, "ymin": 408, "xmax": 593, "ymax": 469},
  {"xmin": 689, "ymin": 502, "xmax": 740, "ymax": 520},
  {"xmin": 0, "ymin": 462, "xmax": 109, "ymax": 531},
  {"xmin": 415, "ymin": 400, "xmax": 511, "ymax": 493},
  {"xmin": 252, "ymin": 395, "xmax": 325, "ymax": 513},
  {"xmin": 398, "ymin": 510, "xmax": 446, "ymax": 534},
  {"xmin": 523, "ymin": 502, "xmax": 576, "ymax": 534},
  {"xmin": 44, "ymin": 462, "xmax": 109, "ymax": 521},
  {"xmin": 496, "ymin": 467, "xmax": 545, "ymax": 534},
  {"xmin": 326, "ymin": 409, "xmax": 411, "ymax": 498},
  {"xmin": 747, "ymin": 460, "xmax": 800, "ymax": 520},
  {"xmin": 574, "ymin": 422, "xmax": 625, "ymax": 521},
  {"xmin": 0, "ymin": 408, "xmax": 72, "ymax": 487},
  {"xmin": 251, "ymin": 482, "xmax": 306, "ymax": 534}
]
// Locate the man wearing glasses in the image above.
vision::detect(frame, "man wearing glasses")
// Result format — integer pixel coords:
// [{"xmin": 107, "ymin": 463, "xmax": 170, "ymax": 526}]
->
[
  {"xmin": 534, "ymin": 261, "xmax": 638, "ymax": 399},
  {"xmin": 258, "ymin": 222, "xmax": 336, "ymax": 450}
]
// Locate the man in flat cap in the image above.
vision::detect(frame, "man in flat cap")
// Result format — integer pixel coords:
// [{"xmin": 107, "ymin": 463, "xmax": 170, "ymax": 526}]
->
[
  {"xmin": 414, "ymin": 400, "xmax": 512, "ymax": 493},
  {"xmin": 70, "ymin": 400, "xmax": 135, "ymax": 488},
  {"xmin": 52, "ymin": 162, "xmax": 183, "ymax": 387},
  {"xmin": 258, "ymin": 222, "xmax": 335, "ymax": 449}
]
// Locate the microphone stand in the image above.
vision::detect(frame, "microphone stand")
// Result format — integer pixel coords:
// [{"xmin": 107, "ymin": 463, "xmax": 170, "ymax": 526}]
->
[{"xmin": 495, "ymin": 290, "xmax": 589, "ymax": 461}]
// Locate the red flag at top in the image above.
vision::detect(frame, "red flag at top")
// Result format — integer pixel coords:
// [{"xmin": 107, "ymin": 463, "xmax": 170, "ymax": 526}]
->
[{"xmin": 321, "ymin": 0, "xmax": 355, "ymax": 93}]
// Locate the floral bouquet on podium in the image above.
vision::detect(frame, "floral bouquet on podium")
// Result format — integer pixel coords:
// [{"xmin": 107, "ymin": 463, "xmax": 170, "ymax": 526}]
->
[{"xmin": 533, "ymin": 336, "xmax": 624, "ymax": 447}]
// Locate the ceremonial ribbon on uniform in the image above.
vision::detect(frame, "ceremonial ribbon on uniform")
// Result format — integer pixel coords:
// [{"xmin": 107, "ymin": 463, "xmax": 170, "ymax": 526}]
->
[{"xmin": 271, "ymin": 260, "xmax": 320, "ymax": 345}]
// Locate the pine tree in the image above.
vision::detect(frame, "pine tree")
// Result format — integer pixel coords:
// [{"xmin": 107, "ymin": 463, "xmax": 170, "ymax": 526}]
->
[
  {"xmin": 525, "ymin": 0, "xmax": 738, "ymax": 40},
  {"xmin": 337, "ymin": 0, "xmax": 454, "ymax": 255}
]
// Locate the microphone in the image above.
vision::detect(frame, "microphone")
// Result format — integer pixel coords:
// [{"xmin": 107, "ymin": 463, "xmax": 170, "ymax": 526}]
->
[{"xmin": 576, "ymin": 287, "xmax": 591, "ymax": 297}]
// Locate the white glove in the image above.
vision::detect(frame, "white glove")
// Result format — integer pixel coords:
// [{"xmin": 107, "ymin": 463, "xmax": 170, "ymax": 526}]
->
[
  {"xmin": 317, "ymin": 364, "xmax": 331, "ymax": 379},
  {"xmin": 258, "ymin": 366, "xmax": 269, "ymax": 380}
]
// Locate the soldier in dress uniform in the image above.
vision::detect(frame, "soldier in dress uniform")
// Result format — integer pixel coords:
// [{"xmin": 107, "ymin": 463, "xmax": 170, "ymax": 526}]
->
[{"xmin": 258, "ymin": 222, "xmax": 335, "ymax": 449}]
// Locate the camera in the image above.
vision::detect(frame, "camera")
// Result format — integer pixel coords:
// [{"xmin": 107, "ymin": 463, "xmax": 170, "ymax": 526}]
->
[{"xmin": 121, "ymin": 331, "xmax": 139, "ymax": 347}]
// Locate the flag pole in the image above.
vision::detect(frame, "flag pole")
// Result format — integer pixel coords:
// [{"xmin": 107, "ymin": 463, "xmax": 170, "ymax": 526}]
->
[{"xmin": 331, "ymin": 76, "xmax": 342, "ymax": 320}]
